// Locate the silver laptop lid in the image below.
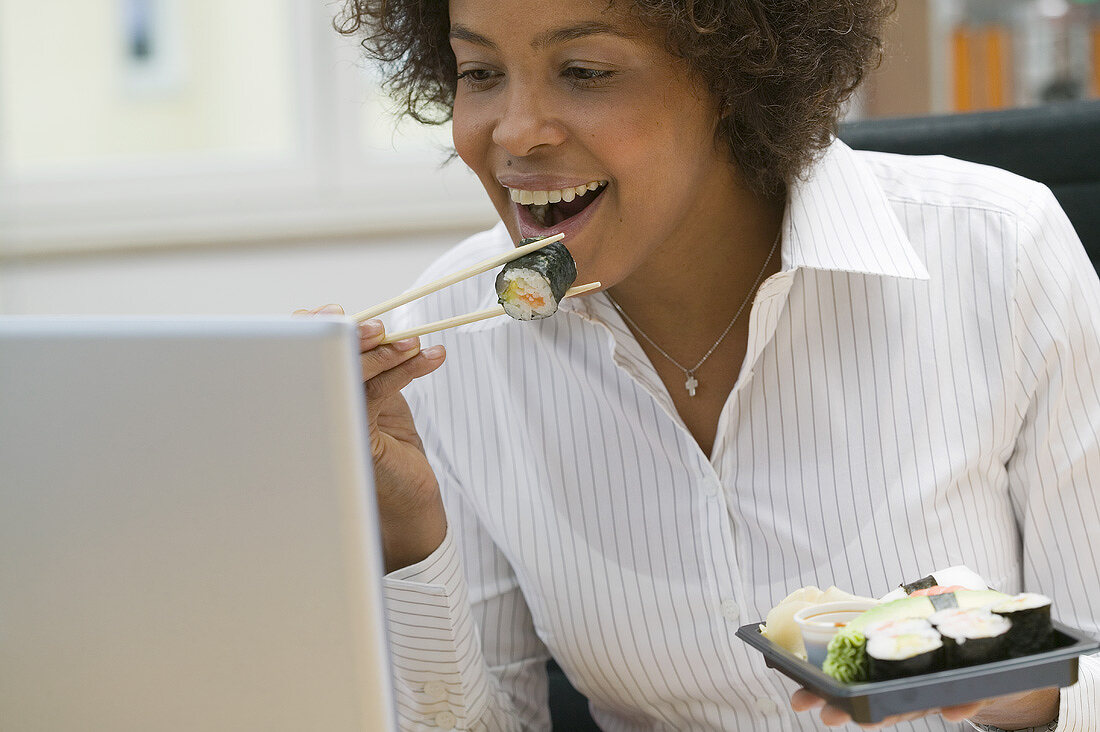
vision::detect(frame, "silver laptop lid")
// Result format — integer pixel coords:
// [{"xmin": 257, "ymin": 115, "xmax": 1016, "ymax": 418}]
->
[{"xmin": 0, "ymin": 316, "xmax": 396, "ymax": 732}]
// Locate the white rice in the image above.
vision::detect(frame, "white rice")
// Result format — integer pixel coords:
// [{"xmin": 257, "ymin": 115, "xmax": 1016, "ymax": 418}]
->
[{"xmin": 498, "ymin": 268, "xmax": 558, "ymax": 320}]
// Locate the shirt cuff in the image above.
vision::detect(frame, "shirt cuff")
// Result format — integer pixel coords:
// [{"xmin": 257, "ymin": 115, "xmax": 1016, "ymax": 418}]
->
[
  {"xmin": 382, "ymin": 524, "xmax": 492, "ymax": 729},
  {"xmin": 1055, "ymin": 652, "xmax": 1099, "ymax": 731},
  {"xmin": 384, "ymin": 523, "xmax": 462, "ymax": 587},
  {"xmin": 967, "ymin": 720, "xmax": 1057, "ymax": 732},
  {"xmin": 967, "ymin": 652, "xmax": 1099, "ymax": 732}
]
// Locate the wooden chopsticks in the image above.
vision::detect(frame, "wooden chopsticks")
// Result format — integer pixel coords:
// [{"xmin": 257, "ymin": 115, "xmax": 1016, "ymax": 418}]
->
[
  {"xmin": 352, "ymin": 233, "xmax": 565, "ymax": 323},
  {"xmin": 349, "ymin": 232, "xmax": 600, "ymax": 343},
  {"xmin": 378, "ymin": 281, "xmax": 601, "ymax": 344}
]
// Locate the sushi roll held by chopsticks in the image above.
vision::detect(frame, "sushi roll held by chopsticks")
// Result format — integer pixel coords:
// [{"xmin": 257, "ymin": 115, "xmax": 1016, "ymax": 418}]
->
[
  {"xmin": 351, "ymin": 233, "xmax": 598, "ymax": 343},
  {"xmin": 495, "ymin": 237, "xmax": 578, "ymax": 320}
]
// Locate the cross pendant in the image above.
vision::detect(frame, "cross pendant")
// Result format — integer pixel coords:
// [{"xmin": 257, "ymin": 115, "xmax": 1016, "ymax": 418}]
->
[{"xmin": 685, "ymin": 373, "xmax": 698, "ymax": 397}]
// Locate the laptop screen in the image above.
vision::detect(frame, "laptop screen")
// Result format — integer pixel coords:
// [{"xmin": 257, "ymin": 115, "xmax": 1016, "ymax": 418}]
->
[{"xmin": 0, "ymin": 316, "xmax": 396, "ymax": 732}]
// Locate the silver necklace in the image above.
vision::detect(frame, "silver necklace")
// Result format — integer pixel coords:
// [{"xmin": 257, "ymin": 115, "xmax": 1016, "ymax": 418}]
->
[{"xmin": 606, "ymin": 230, "xmax": 781, "ymax": 397}]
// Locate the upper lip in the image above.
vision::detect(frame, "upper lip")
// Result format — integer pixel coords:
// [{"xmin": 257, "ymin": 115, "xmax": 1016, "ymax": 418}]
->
[{"xmin": 496, "ymin": 174, "xmax": 605, "ymax": 191}]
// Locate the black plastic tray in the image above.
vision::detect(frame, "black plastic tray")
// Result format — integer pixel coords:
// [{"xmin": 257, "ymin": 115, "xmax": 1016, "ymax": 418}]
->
[{"xmin": 736, "ymin": 620, "xmax": 1098, "ymax": 723}]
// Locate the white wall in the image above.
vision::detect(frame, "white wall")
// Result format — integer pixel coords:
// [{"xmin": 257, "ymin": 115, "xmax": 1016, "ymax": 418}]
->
[{"xmin": 0, "ymin": 226, "xmax": 488, "ymax": 321}]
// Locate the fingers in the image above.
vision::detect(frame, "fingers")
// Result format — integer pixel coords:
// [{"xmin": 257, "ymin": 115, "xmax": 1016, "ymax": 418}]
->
[
  {"xmin": 817, "ymin": 704, "xmax": 853, "ymax": 727},
  {"xmin": 792, "ymin": 688, "xmax": 965, "ymax": 729},
  {"xmin": 790, "ymin": 689, "xmax": 825, "ymax": 712},
  {"xmin": 790, "ymin": 690, "xmax": 849, "ymax": 727},
  {"xmin": 366, "ymin": 345, "xmax": 446, "ymax": 403},
  {"xmin": 939, "ymin": 700, "xmax": 987, "ymax": 722},
  {"xmin": 358, "ymin": 328, "xmax": 423, "ymax": 376},
  {"xmin": 293, "ymin": 303, "xmax": 345, "ymax": 316},
  {"xmin": 347, "ymin": 318, "xmax": 445, "ymax": 410}
]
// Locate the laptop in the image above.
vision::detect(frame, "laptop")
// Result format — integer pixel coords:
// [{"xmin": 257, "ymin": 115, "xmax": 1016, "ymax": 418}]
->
[{"xmin": 0, "ymin": 316, "xmax": 397, "ymax": 732}]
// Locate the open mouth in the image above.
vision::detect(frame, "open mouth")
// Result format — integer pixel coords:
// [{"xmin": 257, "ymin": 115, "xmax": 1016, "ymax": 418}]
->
[{"xmin": 508, "ymin": 180, "xmax": 608, "ymax": 228}]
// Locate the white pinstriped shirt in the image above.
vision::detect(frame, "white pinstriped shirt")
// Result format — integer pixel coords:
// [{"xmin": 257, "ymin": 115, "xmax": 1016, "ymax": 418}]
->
[{"xmin": 382, "ymin": 140, "xmax": 1100, "ymax": 731}]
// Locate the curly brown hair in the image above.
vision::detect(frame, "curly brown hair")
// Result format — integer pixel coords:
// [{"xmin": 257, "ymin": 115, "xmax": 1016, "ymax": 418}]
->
[{"xmin": 336, "ymin": 0, "xmax": 895, "ymax": 195}]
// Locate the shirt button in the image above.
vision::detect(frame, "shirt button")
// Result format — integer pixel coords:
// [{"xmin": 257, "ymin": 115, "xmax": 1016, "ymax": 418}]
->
[
  {"xmin": 720, "ymin": 598, "xmax": 739, "ymax": 621},
  {"xmin": 703, "ymin": 476, "xmax": 721, "ymax": 497},
  {"xmin": 755, "ymin": 696, "xmax": 779, "ymax": 714},
  {"xmin": 424, "ymin": 680, "xmax": 447, "ymax": 701},
  {"xmin": 434, "ymin": 710, "xmax": 457, "ymax": 729}
]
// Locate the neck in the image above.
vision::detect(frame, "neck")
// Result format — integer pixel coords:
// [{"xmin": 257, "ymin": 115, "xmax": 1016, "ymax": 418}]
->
[{"xmin": 607, "ymin": 182, "xmax": 786, "ymax": 347}]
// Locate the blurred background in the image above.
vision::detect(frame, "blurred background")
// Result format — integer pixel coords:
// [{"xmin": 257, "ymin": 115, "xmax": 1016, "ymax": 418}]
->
[{"xmin": 1, "ymin": 0, "xmax": 1098, "ymax": 317}]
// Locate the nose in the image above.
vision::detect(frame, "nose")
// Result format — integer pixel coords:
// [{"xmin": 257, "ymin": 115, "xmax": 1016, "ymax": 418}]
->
[{"xmin": 491, "ymin": 84, "xmax": 567, "ymax": 157}]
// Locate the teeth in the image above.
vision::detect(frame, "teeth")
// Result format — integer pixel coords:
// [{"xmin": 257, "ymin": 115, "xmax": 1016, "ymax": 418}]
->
[{"xmin": 506, "ymin": 180, "xmax": 606, "ymax": 207}]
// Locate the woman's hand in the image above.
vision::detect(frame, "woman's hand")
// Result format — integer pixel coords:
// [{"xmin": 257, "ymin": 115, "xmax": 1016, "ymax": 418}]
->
[
  {"xmin": 790, "ymin": 686, "xmax": 1058, "ymax": 729},
  {"xmin": 295, "ymin": 304, "xmax": 448, "ymax": 573}
]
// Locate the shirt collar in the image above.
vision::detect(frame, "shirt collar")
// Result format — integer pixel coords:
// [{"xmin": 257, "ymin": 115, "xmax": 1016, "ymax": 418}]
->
[{"xmin": 782, "ymin": 138, "xmax": 929, "ymax": 281}]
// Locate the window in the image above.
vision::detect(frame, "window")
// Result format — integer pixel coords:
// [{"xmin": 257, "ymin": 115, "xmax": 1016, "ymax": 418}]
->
[{"xmin": 0, "ymin": 0, "xmax": 493, "ymax": 256}]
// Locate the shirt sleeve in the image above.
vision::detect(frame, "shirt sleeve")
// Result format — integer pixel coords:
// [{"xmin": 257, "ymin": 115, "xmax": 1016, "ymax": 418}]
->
[
  {"xmin": 381, "ymin": 422, "xmax": 552, "ymax": 731},
  {"xmin": 1005, "ymin": 185, "xmax": 1100, "ymax": 732},
  {"xmin": 379, "ymin": 256, "xmax": 554, "ymax": 730}
]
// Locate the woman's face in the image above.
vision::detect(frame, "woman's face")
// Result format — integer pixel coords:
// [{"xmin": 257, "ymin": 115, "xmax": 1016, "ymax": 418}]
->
[{"xmin": 449, "ymin": 0, "xmax": 742, "ymax": 289}]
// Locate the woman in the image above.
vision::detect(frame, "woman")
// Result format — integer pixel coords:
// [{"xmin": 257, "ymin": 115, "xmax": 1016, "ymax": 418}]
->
[{"xmin": 318, "ymin": 0, "xmax": 1100, "ymax": 729}]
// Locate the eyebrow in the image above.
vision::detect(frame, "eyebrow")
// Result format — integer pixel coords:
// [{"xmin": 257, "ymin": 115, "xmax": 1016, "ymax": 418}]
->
[{"xmin": 449, "ymin": 21, "xmax": 634, "ymax": 51}]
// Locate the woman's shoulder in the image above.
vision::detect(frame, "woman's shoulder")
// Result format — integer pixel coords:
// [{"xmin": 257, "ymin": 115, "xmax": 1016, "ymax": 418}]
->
[{"xmin": 855, "ymin": 147, "xmax": 1051, "ymax": 220}]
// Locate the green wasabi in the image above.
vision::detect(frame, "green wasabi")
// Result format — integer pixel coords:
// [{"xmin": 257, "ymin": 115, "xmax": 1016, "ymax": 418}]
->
[{"xmin": 823, "ymin": 627, "xmax": 869, "ymax": 682}]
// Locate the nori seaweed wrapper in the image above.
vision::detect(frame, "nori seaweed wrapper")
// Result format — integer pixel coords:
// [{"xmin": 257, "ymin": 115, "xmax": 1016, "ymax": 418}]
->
[
  {"xmin": 928, "ymin": 593, "xmax": 960, "ymax": 611},
  {"xmin": 867, "ymin": 637, "xmax": 944, "ymax": 682},
  {"xmin": 940, "ymin": 628, "xmax": 1009, "ymax": 668},
  {"xmin": 992, "ymin": 595, "xmax": 1053, "ymax": 657},
  {"xmin": 495, "ymin": 239, "xmax": 578, "ymax": 304},
  {"xmin": 869, "ymin": 653, "xmax": 936, "ymax": 682},
  {"xmin": 901, "ymin": 575, "xmax": 937, "ymax": 594}
]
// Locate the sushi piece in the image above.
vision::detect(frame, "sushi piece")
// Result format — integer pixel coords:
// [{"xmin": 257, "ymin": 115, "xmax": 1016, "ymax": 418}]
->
[
  {"xmin": 863, "ymin": 617, "xmax": 935, "ymax": 638},
  {"xmin": 934, "ymin": 610, "xmax": 1012, "ymax": 668},
  {"xmin": 885, "ymin": 566, "xmax": 991, "ymax": 601},
  {"xmin": 866, "ymin": 631, "xmax": 944, "ymax": 681},
  {"xmin": 822, "ymin": 590, "xmax": 1010, "ymax": 682},
  {"xmin": 495, "ymin": 238, "xmax": 578, "ymax": 320},
  {"xmin": 991, "ymin": 593, "xmax": 1054, "ymax": 657},
  {"xmin": 927, "ymin": 607, "xmax": 977, "ymax": 626}
]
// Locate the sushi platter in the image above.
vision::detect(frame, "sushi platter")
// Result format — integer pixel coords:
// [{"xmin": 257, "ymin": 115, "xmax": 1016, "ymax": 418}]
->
[
  {"xmin": 739, "ymin": 569, "xmax": 1098, "ymax": 723},
  {"xmin": 737, "ymin": 619, "xmax": 1096, "ymax": 723}
]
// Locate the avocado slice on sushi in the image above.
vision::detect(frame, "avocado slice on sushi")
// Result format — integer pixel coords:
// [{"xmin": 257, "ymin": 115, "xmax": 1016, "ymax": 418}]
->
[{"xmin": 849, "ymin": 590, "xmax": 1008, "ymax": 632}]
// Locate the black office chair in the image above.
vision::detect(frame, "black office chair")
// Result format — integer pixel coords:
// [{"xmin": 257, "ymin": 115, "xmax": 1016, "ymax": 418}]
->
[
  {"xmin": 545, "ymin": 100, "xmax": 1100, "ymax": 732},
  {"xmin": 547, "ymin": 659, "xmax": 600, "ymax": 731}
]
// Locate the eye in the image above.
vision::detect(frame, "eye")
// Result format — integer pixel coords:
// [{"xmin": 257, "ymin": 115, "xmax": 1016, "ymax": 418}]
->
[
  {"xmin": 457, "ymin": 68, "xmax": 500, "ymax": 89},
  {"xmin": 563, "ymin": 66, "xmax": 615, "ymax": 87}
]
